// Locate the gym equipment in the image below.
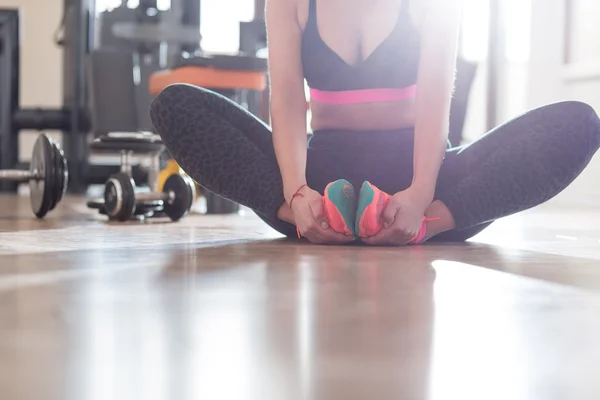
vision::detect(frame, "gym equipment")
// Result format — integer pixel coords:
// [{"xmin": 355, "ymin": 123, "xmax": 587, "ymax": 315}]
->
[
  {"xmin": 103, "ymin": 173, "xmax": 194, "ymax": 221},
  {"xmin": 88, "ymin": 132, "xmax": 194, "ymax": 222},
  {"xmin": 0, "ymin": 0, "xmax": 201, "ymax": 194},
  {"xmin": 157, "ymin": 159, "xmax": 182, "ymax": 192},
  {"xmin": 1, "ymin": 1, "xmax": 273, "ymax": 202},
  {"xmin": 92, "ymin": 0, "xmax": 204, "ymax": 134},
  {"xmin": 0, "ymin": 134, "xmax": 68, "ymax": 218}
]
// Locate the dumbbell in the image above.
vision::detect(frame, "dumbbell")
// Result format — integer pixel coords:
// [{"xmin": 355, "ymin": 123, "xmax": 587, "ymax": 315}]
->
[
  {"xmin": 103, "ymin": 172, "xmax": 195, "ymax": 222},
  {"xmin": 0, "ymin": 133, "xmax": 68, "ymax": 218}
]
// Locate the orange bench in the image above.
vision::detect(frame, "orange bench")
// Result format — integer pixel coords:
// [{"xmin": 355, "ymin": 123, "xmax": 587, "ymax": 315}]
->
[{"xmin": 149, "ymin": 66, "xmax": 267, "ymax": 95}]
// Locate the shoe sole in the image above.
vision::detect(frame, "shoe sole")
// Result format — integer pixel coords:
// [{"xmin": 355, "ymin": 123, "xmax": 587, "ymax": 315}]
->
[
  {"xmin": 323, "ymin": 179, "xmax": 356, "ymax": 236},
  {"xmin": 356, "ymin": 181, "xmax": 389, "ymax": 238}
]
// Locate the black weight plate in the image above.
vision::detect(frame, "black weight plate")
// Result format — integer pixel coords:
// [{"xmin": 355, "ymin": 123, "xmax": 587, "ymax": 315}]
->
[
  {"xmin": 29, "ymin": 134, "xmax": 55, "ymax": 218},
  {"xmin": 104, "ymin": 173, "xmax": 136, "ymax": 221},
  {"xmin": 163, "ymin": 174, "xmax": 194, "ymax": 221},
  {"xmin": 50, "ymin": 140, "xmax": 59, "ymax": 210},
  {"xmin": 47, "ymin": 139, "xmax": 61, "ymax": 211},
  {"xmin": 44, "ymin": 138, "xmax": 58, "ymax": 212},
  {"xmin": 51, "ymin": 139, "xmax": 68, "ymax": 206}
]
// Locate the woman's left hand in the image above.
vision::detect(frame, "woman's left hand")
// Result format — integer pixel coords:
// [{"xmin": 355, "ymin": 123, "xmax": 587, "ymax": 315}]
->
[{"xmin": 363, "ymin": 187, "xmax": 431, "ymax": 246}]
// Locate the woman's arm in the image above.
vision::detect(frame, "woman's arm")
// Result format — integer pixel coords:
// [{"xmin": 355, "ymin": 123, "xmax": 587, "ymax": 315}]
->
[
  {"xmin": 266, "ymin": 0, "xmax": 309, "ymax": 203},
  {"xmin": 364, "ymin": 0, "xmax": 463, "ymax": 245},
  {"xmin": 411, "ymin": 0, "xmax": 463, "ymax": 203},
  {"xmin": 266, "ymin": 0, "xmax": 352, "ymax": 244}
]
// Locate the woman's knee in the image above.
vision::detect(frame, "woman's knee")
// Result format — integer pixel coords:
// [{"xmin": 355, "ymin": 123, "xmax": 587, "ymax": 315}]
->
[
  {"xmin": 547, "ymin": 100, "xmax": 599, "ymax": 127},
  {"xmin": 149, "ymin": 85, "xmax": 231, "ymax": 149},
  {"xmin": 557, "ymin": 100, "xmax": 598, "ymax": 121},
  {"xmin": 565, "ymin": 101, "xmax": 600, "ymax": 147},
  {"xmin": 150, "ymin": 84, "xmax": 191, "ymax": 130},
  {"xmin": 533, "ymin": 101, "xmax": 600, "ymax": 146},
  {"xmin": 150, "ymin": 84, "xmax": 210, "ymax": 121}
]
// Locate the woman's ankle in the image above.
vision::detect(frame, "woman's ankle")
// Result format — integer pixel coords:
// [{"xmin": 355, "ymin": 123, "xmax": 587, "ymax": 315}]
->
[{"xmin": 423, "ymin": 200, "xmax": 456, "ymax": 239}]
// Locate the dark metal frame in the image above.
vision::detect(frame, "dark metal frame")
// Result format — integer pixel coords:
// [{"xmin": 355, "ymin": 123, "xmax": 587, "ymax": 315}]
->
[
  {"xmin": 254, "ymin": 0, "xmax": 265, "ymax": 20},
  {"xmin": 60, "ymin": 0, "xmax": 93, "ymax": 193},
  {"xmin": 182, "ymin": 0, "xmax": 201, "ymax": 53},
  {"xmin": 0, "ymin": 10, "xmax": 20, "ymax": 192}
]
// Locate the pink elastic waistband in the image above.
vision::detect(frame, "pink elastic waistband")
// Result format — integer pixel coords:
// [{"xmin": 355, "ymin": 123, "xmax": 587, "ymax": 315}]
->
[{"xmin": 309, "ymin": 85, "xmax": 417, "ymax": 105}]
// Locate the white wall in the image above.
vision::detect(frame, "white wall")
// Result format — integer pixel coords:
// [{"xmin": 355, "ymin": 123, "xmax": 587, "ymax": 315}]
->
[
  {"xmin": 462, "ymin": 0, "xmax": 600, "ymax": 208},
  {"xmin": 200, "ymin": 0, "xmax": 254, "ymax": 53},
  {"xmin": 460, "ymin": 0, "xmax": 532, "ymax": 142},
  {"xmin": 527, "ymin": 0, "xmax": 600, "ymax": 208}
]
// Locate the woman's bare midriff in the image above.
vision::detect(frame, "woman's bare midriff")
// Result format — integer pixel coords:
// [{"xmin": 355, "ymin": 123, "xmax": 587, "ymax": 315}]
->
[{"xmin": 309, "ymin": 99, "xmax": 416, "ymax": 131}]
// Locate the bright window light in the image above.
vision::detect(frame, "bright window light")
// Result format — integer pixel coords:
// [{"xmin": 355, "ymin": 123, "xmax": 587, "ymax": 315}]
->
[
  {"xmin": 503, "ymin": 0, "xmax": 532, "ymax": 63},
  {"xmin": 200, "ymin": 0, "xmax": 254, "ymax": 53},
  {"xmin": 460, "ymin": 0, "xmax": 490, "ymax": 62}
]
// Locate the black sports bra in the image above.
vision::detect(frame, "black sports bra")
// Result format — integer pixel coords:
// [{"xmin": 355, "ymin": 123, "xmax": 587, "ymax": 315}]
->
[{"xmin": 301, "ymin": 0, "xmax": 421, "ymax": 93}]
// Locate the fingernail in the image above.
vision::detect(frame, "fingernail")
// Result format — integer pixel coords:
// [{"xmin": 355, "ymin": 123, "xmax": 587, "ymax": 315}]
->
[{"xmin": 321, "ymin": 222, "xmax": 329, "ymax": 229}]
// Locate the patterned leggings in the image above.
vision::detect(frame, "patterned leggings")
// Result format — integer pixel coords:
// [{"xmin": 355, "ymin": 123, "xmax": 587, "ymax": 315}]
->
[{"xmin": 149, "ymin": 84, "xmax": 600, "ymax": 241}]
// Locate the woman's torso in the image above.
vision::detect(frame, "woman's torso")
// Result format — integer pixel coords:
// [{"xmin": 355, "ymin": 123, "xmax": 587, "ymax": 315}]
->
[{"xmin": 297, "ymin": 0, "xmax": 423, "ymax": 132}]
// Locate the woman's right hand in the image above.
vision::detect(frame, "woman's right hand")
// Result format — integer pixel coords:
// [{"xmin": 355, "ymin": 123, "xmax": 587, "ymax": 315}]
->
[{"xmin": 290, "ymin": 186, "xmax": 355, "ymax": 245}]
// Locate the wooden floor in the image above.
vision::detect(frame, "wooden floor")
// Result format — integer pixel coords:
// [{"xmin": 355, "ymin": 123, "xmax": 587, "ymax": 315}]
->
[{"xmin": 1, "ymin": 194, "xmax": 600, "ymax": 400}]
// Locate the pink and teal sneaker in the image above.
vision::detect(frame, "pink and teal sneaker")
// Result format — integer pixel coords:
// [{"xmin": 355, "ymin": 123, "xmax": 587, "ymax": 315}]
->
[
  {"xmin": 355, "ymin": 181, "xmax": 391, "ymax": 238},
  {"xmin": 356, "ymin": 181, "xmax": 437, "ymax": 243},
  {"xmin": 322, "ymin": 179, "xmax": 357, "ymax": 237}
]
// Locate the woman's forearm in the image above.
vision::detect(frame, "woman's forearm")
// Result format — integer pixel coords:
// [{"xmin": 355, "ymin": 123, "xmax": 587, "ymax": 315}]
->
[
  {"xmin": 411, "ymin": 0, "xmax": 462, "ymax": 203},
  {"xmin": 271, "ymin": 97, "xmax": 309, "ymax": 203},
  {"xmin": 411, "ymin": 74, "xmax": 453, "ymax": 203},
  {"xmin": 265, "ymin": 0, "xmax": 309, "ymax": 204}
]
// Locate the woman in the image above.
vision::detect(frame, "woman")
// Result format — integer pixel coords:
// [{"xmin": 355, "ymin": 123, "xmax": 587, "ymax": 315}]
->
[{"xmin": 149, "ymin": 0, "xmax": 600, "ymax": 245}]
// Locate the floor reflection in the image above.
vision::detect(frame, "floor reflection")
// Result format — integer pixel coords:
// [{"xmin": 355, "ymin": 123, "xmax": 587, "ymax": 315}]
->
[
  {"xmin": 429, "ymin": 260, "xmax": 600, "ymax": 400},
  {"xmin": 41, "ymin": 243, "xmax": 438, "ymax": 400},
  {"xmin": 2, "ymin": 229, "xmax": 600, "ymax": 399}
]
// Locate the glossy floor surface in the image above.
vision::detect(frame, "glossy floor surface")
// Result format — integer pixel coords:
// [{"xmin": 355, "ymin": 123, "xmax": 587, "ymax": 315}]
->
[{"xmin": 1, "ymin": 195, "xmax": 600, "ymax": 400}]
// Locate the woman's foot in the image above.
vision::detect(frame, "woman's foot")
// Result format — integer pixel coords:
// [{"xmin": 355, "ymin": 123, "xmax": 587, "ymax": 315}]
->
[
  {"xmin": 403, "ymin": 201, "xmax": 457, "ymax": 244},
  {"xmin": 355, "ymin": 181, "xmax": 391, "ymax": 238},
  {"xmin": 322, "ymin": 179, "xmax": 357, "ymax": 236},
  {"xmin": 278, "ymin": 180, "xmax": 357, "ymax": 237},
  {"xmin": 355, "ymin": 182, "xmax": 457, "ymax": 244}
]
